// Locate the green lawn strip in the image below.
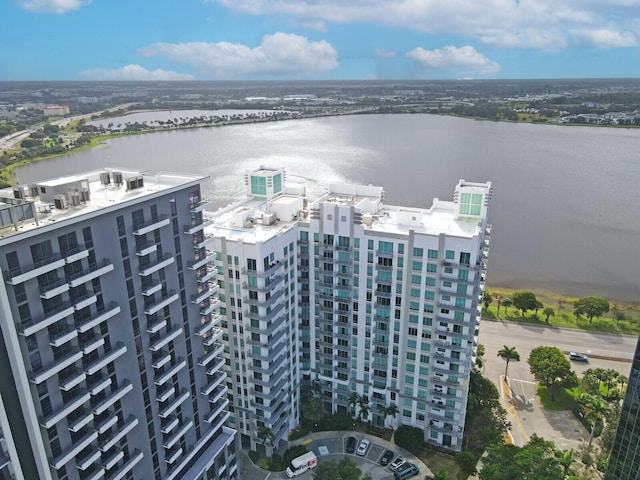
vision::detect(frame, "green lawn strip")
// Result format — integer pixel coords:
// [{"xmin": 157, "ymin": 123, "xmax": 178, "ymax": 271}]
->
[
  {"xmin": 537, "ymin": 385, "xmax": 578, "ymax": 411},
  {"xmin": 483, "ymin": 287, "xmax": 640, "ymax": 335}
]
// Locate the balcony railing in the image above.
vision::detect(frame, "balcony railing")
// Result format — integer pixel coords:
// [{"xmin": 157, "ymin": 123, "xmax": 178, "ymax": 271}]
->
[
  {"xmin": 92, "ymin": 381, "xmax": 133, "ymax": 416},
  {"xmin": 50, "ymin": 431, "xmax": 98, "ymax": 470},
  {"xmin": 149, "ymin": 326, "xmax": 183, "ymax": 352},
  {"xmin": 144, "ymin": 291, "xmax": 178, "ymax": 316},
  {"xmin": 108, "ymin": 449, "xmax": 143, "ymax": 480},
  {"xmin": 18, "ymin": 302, "xmax": 74, "ymax": 337},
  {"xmin": 77, "ymin": 303, "xmax": 120, "ymax": 333},
  {"xmin": 133, "ymin": 215, "xmax": 170, "ymax": 236},
  {"xmin": 40, "ymin": 390, "xmax": 90, "ymax": 429},
  {"xmin": 162, "ymin": 420, "xmax": 193, "ymax": 450},
  {"xmin": 99, "ymin": 416, "xmax": 138, "ymax": 452},
  {"xmin": 69, "ymin": 260, "xmax": 114, "ymax": 288},
  {"xmin": 5, "ymin": 254, "xmax": 65, "ymax": 285},
  {"xmin": 31, "ymin": 347, "xmax": 83, "ymax": 384},
  {"xmin": 138, "ymin": 254, "xmax": 174, "ymax": 277},
  {"xmin": 84, "ymin": 343, "xmax": 127, "ymax": 376},
  {"xmin": 159, "ymin": 389, "xmax": 190, "ymax": 419}
]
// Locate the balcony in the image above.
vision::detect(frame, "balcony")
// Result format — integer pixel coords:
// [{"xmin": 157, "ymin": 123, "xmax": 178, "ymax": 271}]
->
[
  {"xmin": 157, "ymin": 385, "xmax": 175, "ymax": 403},
  {"xmin": 149, "ymin": 326, "xmax": 183, "ymax": 352},
  {"xmin": 63, "ymin": 245, "xmax": 89, "ymax": 264},
  {"xmin": 95, "ymin": 414, "xmax": 118, "ymax": 435},
  {"xmin": 59, "ymin": 367, "xmax": 87, "ymax": 391},
  {"xmin": 141, "ymin": 280, "xmax": 163, "ymax": 296},
  {"xmin": 50, "ymin": 431, "xmax": 98, "ymax": 470},
  {"xmin": 187, "ymin": 251, "xmax": 214, "ymax": 271},
  {"xmin": 190, "ymin": 199, "xmax": 211, "ymax": 213},
  {"xmin": 92, "ymin": 381, "xmax": 133, "ymax": 416},
  {"xmin": 41, "ymin": 390, "xmax": 90, "ymax": 429},
  {"xmin": 159, "ymin": 389, "xmax": 190, "ymax": 419},
  {"xmin": 77, "ymin": 303, "xmax": 120, "ymax": 333},
  {"xmin": 197, "ymin": 266, "xmax": 218, "ymax": 283},
  {"xmin": 81, "ymin": 334, "xmax": 105, "ymax": 356},
  {"xmin": 138, "ymin": 254, "xmax": 174, "ymax": 277},
  {"xmin": 133, "ymin": 215, "xmax": 170, "ymax": 236},
  {"xmin": 191, "ymin": 284, "xmax": 219, "ymax": 304},
  {"xmin": 183, "ymin": 219, "xmax": 214, "ymax": 235},
  {"xmin": 99, "ymin": 416, "xmax": 138, "ymax": 452},
  {"xmin": 202, "ymin": 329, "xmax": 223, "ymax": 347},
  {"xmin": 31, "ymin": 347, "xmax": 83, "ymax": 384},
  {"xmin": 108, "ymin": 450, "xmax": 143, "ymax": 480},
  {"xmin": 146, "ymin": 315, "xmax": 167, "ymax": 334},
  {"xmin": 197, "ymin": 347, "xmax": 223, "ymax": 367},
  {"xmin": 161, "ymin": 416, "xmax": 179, "ymax": 435},
  {"xmin": 103, "ymin": 450, "xmax": 124, "ymax": 470},
  {"xmin": 49, "ymin": 323, "xmax": 77, "ymax": 347},
  {"xmin": 85, "ymin": 468, "xmax": 106, "ymax": 480},
  {"xmin": 208, "ymin": 385, "xmax": 227, "ymax": 405},
  {"xmin": 73, "ymin": 290, "xmax": 98, "ymax": 311},
  {"xmin": 5, "ymin": 254, "xmax": 65, "ymax": 285},
  {"xmin": 84, "ymin": 343, "xmax": 127, "ymax": 376},
  {"xmin": 69, "ymin": 260, "xmax": 114, "ymax": 288},
  {"xmin": 135, "ymin": 239, "xmax": 158, "ymax": 257},
  {"xmin": 195, "ymin": 317, "xmax": 221, "ymax": 336},
  {"xmin": 201, "ymin": 371, "xmax": 226, "ymax": 396},
  {"xmin": 162, "ymin": 420, "xmax": 193, "ymax": 450},
  {"xmin": 204, "ymin": 397, "xmax": 229, "ymax": 424},
  {"xmin": 89, "ymin": 375, "xmax": 112, "ymax": 396},
  {"xmin": 154, "ymin": 358, "xmax": 187, "ymax": 386},
  {"xmin": 68, "ymin": 408, "xmax": 93, "ymax": 432},
  {"xmin": 200, "ymin": 298, "xmax": 221, "ymax": 316},
  {"xmin": 165, "ymin": 447, "xmax": 183, "ymax": 465},
  {"xmin": 77, "ymin": 448, "xmax": 101, "ymax": 471},
  {"xmin": 40, "ymin": 277, "xmax": 69, "ymax": 299},
  {"xmin": 144, "ymin": 291, "xmax": 178, "ymax": 315},
  {"xmin": 18, "ymin": 302, "xmax": 74, "ymax": 337},
  {"xmin": 152, "ymin": 350, "xmax": 171, "ymax": 369}
]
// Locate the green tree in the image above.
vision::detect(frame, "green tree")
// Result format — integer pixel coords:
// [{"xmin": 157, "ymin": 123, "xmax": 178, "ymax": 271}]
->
[
  {"xmin": 475, "ymin": 343, "xmax": 486, "ymax": 369},
  {"xmin": 394, "ymin": 425, "xmax": 424, "ymax": 452},
  {"xmin": 483, "ymin": 291, "xmax": 493, "ymax": 310},
  {"xmin": 357, "ymin": 395, "xmax": 370, "ymax": 421},
  {"xmin": 455, "ymin": 451, "xmax": 478, "ymax": 477},
  {"xmin": 574, "ymin": 297, "xmax": 610, "ymax": 323},
  {"xmin": 543, "ymin": 307, "xmax": 555, "ymax": 324},
  {"xmin": 432, "ymin": 470, "xmax": 449, "ymax": 480},
  {"xmin": 512, "ymin": 291, "xmax": 539, "ymax": 316},
  {"xmin": 380, "ymin": 404, "xmax": 399, "ymax": 426},
  {"xmin": 584, "ymin": 396, "xmax": 609, "ymax": 447},
  {"xmin": 528, "ymin": 346, "xmax": 578, "ymax": 401},
  {"xmin": 497, "ymin": 345, "xmax": 520, "ymax": 378},
  {"xmin": 502, "ymin": 297, "xmax": 513, "ymax": 315},
  {"xmin": 313, "ymin": 458, "xmax": 362, "ymax": 480},
  {"xmin": 602, "ymin": 369, "xmax": 619, "ymax": 395},
  {"xmin": 557, "ymin": 448, "xmax": 574, "ymax": 477},
  {"xmin": 258, "ymin": 426, "xmax": 274, "ymax": 447},
  {"xmin": 302, "ymin": 395, "xmax": 323, "ymax": 424},
  {"xmin": 479, "ymin": 435, "xmax": 563, "ymax": 480}
]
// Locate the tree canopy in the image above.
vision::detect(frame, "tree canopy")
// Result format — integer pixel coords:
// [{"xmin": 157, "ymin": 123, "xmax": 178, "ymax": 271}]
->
[
  {"xmin": 528, "ymin": 346, "xmax": 578, "ymax": 401},
  {"xmin": 497, "ymin": 345, "xmax": 520, "ymax": 378},
  {"xmin": 574, "ymin": 297, "xmax": 610, "ymax": 323},
  {"xmin": 511, "ymin": 291, "xmax": 539, "ymax": 316},
  {"xmin": 479, "ymin": 435, "xmax": 564, "ymax": 480},
  {"xmin": 313, "ymin": 458, "xmax": 363, "ymax": 480}
]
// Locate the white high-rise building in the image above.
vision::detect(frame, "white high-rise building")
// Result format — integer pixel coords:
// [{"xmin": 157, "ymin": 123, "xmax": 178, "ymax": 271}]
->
[
  {"xmin": 207, "ymin": 167, "xmax": 492, "ymax": 452},
  {"xmin": 0, "ymin": 169, "xmax": 237, "ymax": 480}
]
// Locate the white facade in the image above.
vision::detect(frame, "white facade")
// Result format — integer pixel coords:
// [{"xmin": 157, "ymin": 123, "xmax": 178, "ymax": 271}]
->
[{"xmin": 207, "ymin": 168, "xmax": 492, "ymax": 452}]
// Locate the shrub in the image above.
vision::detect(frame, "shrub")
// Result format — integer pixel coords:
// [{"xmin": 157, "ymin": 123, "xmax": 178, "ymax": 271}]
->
[
  {"xmin": 248, "ymin": 450, "xmax": 260, "ymax": 464},
  {"xmin": 394, "ymin": 425, "xmax": 424, "ymax": 453}
]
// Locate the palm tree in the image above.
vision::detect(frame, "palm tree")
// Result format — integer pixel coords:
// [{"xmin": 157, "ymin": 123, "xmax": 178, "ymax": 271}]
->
[
  {"xmin": 357, "ymin": 395, "xmax": 370, "ymax": 421},
  {"xmin": 502, "ymin": 298, "xmax": 513, "ymax": 315},
  {"xmin": 496, "ymin": 295, "xmax": 502, "ymax": 315},
  {"xmin": 483, "ymin": 292, "xmax": 493, "ymax": 310},
  {"xmin": 348, "ymin": 392, "xmax": 359, "ymax": 413},
  {"xmin": 380, "ymin": 404, "xmax": 399, "ymax": 427},
  {"xmin": 497, "ymin": 345, "xmax": 520, "ymax": 378},
  {"xmin": 543, "ymin": 307, "xmax": 555, "ymax": 324},
  {"xmin": 585, "ymin": 396, "xmax": 609, "ymax": 447},
  {"xmin": 558, "ymin": 448, "xmax": 574, "ymax": 476}
]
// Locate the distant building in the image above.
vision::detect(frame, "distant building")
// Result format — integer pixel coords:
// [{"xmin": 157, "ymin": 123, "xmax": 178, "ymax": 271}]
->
[
  {"xmin": 77, "ymin": 97, "xmax": 98, "ymax": 104},
  {"xmin": 605, "ymin": 335, "xmax": 640, "ymax": 480},
  {"xmin": 43, "ymin": 105, "xmax": 70, "ymax": 116}
]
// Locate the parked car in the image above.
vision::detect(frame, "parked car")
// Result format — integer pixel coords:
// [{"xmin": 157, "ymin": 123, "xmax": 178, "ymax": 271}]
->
[
  {"xmin": 380, "ymin": 450, "xmax": 395, "ymax": 466},
  {"xmin": 356, "ymin": 438, "xmax": 370, "ymax": 456},
  {"xmin": 390, "ymin": 456, "xmax": 407, "ymax": 471},
  {"xmin": 346, "ymin": 436, "xmax": 356, "ymax": 454},
  {"xmin": 394, "ymin": 462, "xmax": 419, "ymax": 480},
  {"xmin": 569, "ymin": 352, "xmax": 589, "ymax": 362}
]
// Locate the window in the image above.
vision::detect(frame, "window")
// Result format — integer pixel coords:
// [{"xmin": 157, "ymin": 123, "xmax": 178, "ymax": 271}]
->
[
  {"xmin": 445, "ymin": 250, "xmax": 455, "ymax": 260},
  {"xmin": 379, "ymin": 241, "xmax": 393, "ymax": 254},
  {"xmin": 427, "ymin": 263, "xmax": 437, "ymax": 273},
  {"xmin": 459, "ymin": 192, "xmax": 483, "ymax": 216},
  {"xmin": 425, "ymin": 277, "xmax": 436, "ymax": 287},
  {"xmin": 459, "ymin": 252, "xmax": 471, "ymax": 265},
  {"xmin": 412, "ymin": 261, "xmax": 422, "ymax": 271},
  {"xmin": 427, "ymin": 249, "xmax": 438, "ymax": 259},
  {"xmin": 413, "ymin": 247, "xmax": 423, "ymax": 257}
]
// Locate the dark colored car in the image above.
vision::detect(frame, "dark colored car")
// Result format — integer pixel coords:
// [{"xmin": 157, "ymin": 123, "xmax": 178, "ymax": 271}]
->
[
  {"xmin": 346, "ymin": 436, "xmax": 356, "ymax": 454},
  {"xmin": 380, "ymin": 450, "xmax": 395, "ymax": 466}
]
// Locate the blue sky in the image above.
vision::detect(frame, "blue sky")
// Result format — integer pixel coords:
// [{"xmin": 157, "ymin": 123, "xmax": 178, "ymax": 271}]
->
[{"xmin": 1, "ymin": 0, "xmax": 640, "ymax": 80}]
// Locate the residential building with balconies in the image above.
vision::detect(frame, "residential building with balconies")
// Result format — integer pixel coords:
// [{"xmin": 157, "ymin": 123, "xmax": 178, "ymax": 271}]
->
[{"xmin": 0, "ymin": 168, "xmax": 237, "ymax": 480}]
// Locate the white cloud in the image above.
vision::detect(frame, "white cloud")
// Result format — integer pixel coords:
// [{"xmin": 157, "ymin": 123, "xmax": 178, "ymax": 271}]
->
[
  {"xmin": 406, "ymin": 45, "xmax": 500, "ymax": 75},
  {"xmin": 209, "ymin": 0, "xmax": 640, "ymax": 50},
  {"xmin": 137, "ymin": 33, "xmax": 338, "ymax": 78},
  {"xmin": 571, "ymin": 28, "xmax": 637, "ymax": 48},
  {"xmin": 79, "ymin": 64, "xmax": 195, "ymax": 81},
  {"xmin": 375, "ymin": 48, "xmax": 396, "ymax": 58},
  {"xmin": 17, "ymin": 0, "xmax": 91, "ymax": 14}
]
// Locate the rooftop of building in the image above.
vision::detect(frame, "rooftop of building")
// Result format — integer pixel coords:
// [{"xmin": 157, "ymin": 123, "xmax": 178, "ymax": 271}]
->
[
  {"xmin": 0, "ymin": 168, "xmax": 205, "ymax": 241},
  {"xmin": 205, "ymin": 173, "xmax": 489, "ymax": 242}
]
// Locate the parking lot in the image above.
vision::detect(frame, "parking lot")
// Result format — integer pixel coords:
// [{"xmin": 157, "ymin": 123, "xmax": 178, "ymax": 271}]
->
[{"xmin": 260, "ymin": 431, "xmax": 431, "ymax": 480}]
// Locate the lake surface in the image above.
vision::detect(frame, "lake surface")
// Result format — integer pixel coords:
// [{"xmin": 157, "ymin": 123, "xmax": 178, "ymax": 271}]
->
[{"xmin": 16, "ymin": 114, "xmax": 640, "ymax": 301}]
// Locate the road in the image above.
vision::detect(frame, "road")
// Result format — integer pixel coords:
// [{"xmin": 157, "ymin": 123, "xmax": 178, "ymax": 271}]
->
[{"xmin": 479, "ymin": 319, "xmax": 637, "ymax": 449}]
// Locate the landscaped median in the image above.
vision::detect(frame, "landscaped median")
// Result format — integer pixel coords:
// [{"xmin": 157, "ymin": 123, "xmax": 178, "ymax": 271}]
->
[{"xmin": 482, "ymin": 287, "xmax": 640, "ymax": 336}]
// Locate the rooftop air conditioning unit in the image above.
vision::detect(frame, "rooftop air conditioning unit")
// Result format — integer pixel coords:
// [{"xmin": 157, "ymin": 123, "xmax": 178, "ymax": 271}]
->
[
  {"xmin": 80, "ymin": 188, "xmax": 90, "ymax": 202},
  {"xmin": 13, "ymin": 188, "xmax": 25, "ymax": 200},
  {"xmin": 54, "ymin": 195, "xmax": 67, "ymax": 210},
  {"xmin": 100, "ymin": 172, "xmax": 111, "ymax": 186},
  {"xmin": 112, "ymin": 171, "xmax": 123, "ymax": 186},
  {"xmin": 69, "ymin": 192, "xmax": 81, "ymax": 207}
]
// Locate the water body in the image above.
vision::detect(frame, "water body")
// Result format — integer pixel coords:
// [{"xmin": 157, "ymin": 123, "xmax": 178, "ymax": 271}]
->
[{"xmin": 15, "ymin": 114, "xmax": 640, "ymax": 301}]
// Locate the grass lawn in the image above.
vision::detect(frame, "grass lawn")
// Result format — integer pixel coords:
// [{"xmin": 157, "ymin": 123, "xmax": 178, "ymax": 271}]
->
[
  {"xmin": 482, "ymin": 287, "xmax": 640, "ymax": 336},
  {"xmin": 416, "ymin": 447, "xmax": 460, "ymax": 479},
  {"xmin": 537, "ymin": 385, "xmax": 578, "ymax": 411}
]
